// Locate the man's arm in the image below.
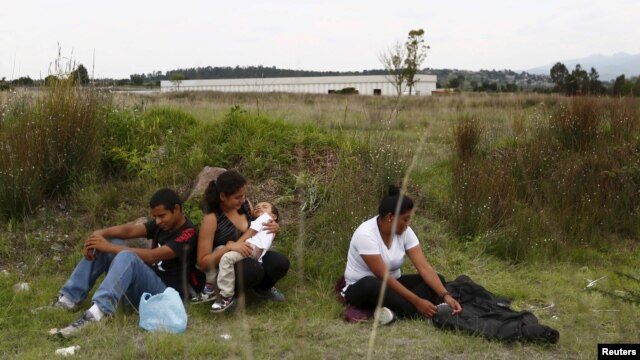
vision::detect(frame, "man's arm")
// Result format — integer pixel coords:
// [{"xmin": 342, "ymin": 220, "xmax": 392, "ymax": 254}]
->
[
  {"xmin": 93, "ymin": 222, "xmax": 148, "ymax": 240},
  {"xmin": 84, "ymin": 222, "xmax": 180, "ymax": 264},
  {"xmin": 82, "ymin": 223, "xmax": 149, "ymax": 260},
  {"xmin": 85, "ymin": 235, "xmax": 177, "ymax": 264}
]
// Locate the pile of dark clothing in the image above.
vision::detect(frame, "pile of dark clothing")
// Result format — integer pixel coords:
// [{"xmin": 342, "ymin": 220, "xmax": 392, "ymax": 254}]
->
[{"xmin": 432, "ymin": 275, "xmax": 559, "ymax": 344}]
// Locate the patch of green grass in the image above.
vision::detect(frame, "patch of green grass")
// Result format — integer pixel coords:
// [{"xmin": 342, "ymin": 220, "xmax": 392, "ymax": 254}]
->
[{"xmin": 2, "ymin": 243, "xmax": 638, "ymax": 359}]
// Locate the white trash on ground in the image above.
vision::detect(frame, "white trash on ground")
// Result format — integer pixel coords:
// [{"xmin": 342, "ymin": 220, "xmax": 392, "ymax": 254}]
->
[
  {"xmin": 13, "ymin": 282, "xmax": 30, "ymax": 292},
  {"xmin": 55, "ymin": 345, "xmax": 80, "ymax": 356}
]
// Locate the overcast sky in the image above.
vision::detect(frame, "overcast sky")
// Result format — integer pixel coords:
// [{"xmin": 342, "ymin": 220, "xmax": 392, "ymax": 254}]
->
[{"xmin": 2, "ymin": 0, "xmax": 639, "ymax": 79}]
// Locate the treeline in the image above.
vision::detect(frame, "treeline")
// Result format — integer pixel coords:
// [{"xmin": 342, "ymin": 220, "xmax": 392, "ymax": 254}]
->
[
  {"xmin": 550, "ymin": 62, "xmax": 640, "ymax": 96},
  {"xmin": 426, "ymin": 68, "xmax": 554, "ymax": 92},
  {"xmin": 0, "ymin": 64, "xmax": 90, "ymax": 90},
  {"xmin": 130, "ymin": 65, "xmax": 388, "ymax": 85},
  {"xmin": 3, "ymin": 63, "xmax": 639, "ymax": 96}
]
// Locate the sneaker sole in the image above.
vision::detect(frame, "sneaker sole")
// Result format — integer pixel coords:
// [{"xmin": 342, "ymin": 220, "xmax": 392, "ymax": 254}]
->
[
  {"xmin": 376, "ymin": 307, "xmax": 396, "ymax": 325},
  {"xmin": 210, "ymin": 301, "xmax": 236, "ymax": 313},
  {"xmin": 191, "ymin": 296, "xmax": 217, "ymax": 304}
]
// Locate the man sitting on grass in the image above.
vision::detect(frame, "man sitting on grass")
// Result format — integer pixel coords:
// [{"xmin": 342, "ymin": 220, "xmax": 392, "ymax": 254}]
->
[{"xmin": 48, "ymin": 188, "xmax": 198, "ymax": 338}]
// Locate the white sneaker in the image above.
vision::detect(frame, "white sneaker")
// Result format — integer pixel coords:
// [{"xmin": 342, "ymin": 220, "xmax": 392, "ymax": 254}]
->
[
  {"xmin": 376, "ymin": 307, "xmax": 396, "ymax": 325},
  {"xmin": 210, "ymin": 296, "xmax": 235, "ymax": 313},
  {"xmin": 33, "ymin": 294, "xmax": 80, "ymax": 313},
  {"xmin": 191, "ymin": 289, "xmax": 217, "ymax": 304},
  {"xmin": 53, "ymin": 311, "xmax": 98, "ymax": 338}
]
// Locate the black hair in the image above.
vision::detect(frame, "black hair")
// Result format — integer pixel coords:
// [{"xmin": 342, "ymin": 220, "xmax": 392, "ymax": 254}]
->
[
  {"xmin": 203, "ymin": 170, "xmax": 247, "ymax": 213},
  {"xmin": 149, "ymin": 188, "xmax": 182, "ymax": 212},
  {"xmin": 377, "ymin": 185, "xmax": 414, "ymax": 218},
  {"xmin": 269, "ymin": 202, "xmax": 280, "ymax": 223}
]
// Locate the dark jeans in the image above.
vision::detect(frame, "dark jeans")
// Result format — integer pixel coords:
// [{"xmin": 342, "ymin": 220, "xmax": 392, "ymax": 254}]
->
[
  {"xmin": 234, "ymin": 250, "xmax": 289, "ymax": 293},
  {"xmin": 344, "ymin": 274, "xmax": 445, "ymax": 317}
]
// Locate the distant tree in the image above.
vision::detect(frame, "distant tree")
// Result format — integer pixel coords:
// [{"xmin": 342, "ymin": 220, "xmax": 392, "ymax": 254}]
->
[
  {"xmin": 622, "ymin": 77, "xmax": 634, "ymax": 96},
  {"xmin": 379, "ymin": 29, "xmax": 429, "ymax": 96},
  {"xmin": 169, "ymin": 72, "xmax": 187, "ymax": 81},
  {"xmin": 115, "ymin": 79, "xmax": 131, "ymax": 86},
  {"xmin": 550, "ymin": 62, "xmax": 569, "ymax": 93},
  {"xmin": 379, "ymin": 41, "xmax": 407, "ymax": 96},
  {"xmin": 70, "ymin": 64, "xmax": 90, "ymax": 85},
  {"xmin": 566, "ymin": 64, "xmax": 588, "ymax": 95},
  {"xmin": 612, "ymin": 75, "xmax": 626, "ymax": 96},
  {"xmin": 448, "ymin": 77, "xmax": 460, "ymax": 89},
  {"xmin": 588, "ymin": 67, "xmax": 604, "ymax": 95},
  {"xmin": 11, "ymin": 76, "xmax": 34, "ymax": 87},
  {"xmin": 0, "ymin": 77, "xmax": 11, "ymax": 91},
  {"xmin": 130, "ymin": 74, "xmax": 146, "ymax": 86},
  {"xmin": 404, "ymin": 28, "xmax": 429, "ymax": 95},
  {"xmin": 503, "ymin": 83, "xmax": 518, "ymax": 92},
  {"xmin": 44, "ymin": 75, "xmax": 59, "ymax": 86},
  {"xmin": 634, "ymin": 77, "xmax": 640, "ymax": 97}
]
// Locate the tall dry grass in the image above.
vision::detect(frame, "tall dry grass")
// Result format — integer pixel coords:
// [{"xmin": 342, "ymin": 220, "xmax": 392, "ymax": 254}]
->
[
  {"xmin": 0, "ymin": 80, "xmax": 104, "ymax": 218},
  {"xmin": 450, "ymin": 96, "xmax": 640, "ymax": 260}
]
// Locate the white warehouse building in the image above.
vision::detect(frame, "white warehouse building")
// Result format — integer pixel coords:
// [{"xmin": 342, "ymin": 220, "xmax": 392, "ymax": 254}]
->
[{"xmin": 160, "ymin": 74, "xmax": 437, "ymax": 96}]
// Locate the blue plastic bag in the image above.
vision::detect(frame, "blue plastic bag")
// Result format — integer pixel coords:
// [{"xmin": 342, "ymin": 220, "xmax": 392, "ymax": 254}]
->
[{"xmin": 138, "ymin": 287, "xmax": 187, "ymax": 333}]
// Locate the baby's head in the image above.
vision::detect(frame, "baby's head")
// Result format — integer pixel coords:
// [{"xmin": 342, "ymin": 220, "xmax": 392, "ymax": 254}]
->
[{"xmin": 253, "ymin": 202, "xmax": 279, "ymax": 223}]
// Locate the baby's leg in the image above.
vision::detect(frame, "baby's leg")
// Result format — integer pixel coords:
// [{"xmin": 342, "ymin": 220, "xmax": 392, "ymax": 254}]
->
[{"xmin": 218, "ymin": 251, "xmax": 246, "ymax": 298}]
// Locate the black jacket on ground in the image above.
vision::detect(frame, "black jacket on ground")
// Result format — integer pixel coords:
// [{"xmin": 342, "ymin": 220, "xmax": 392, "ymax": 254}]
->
[{"xmin": 432, "ymin": 275, "xmax": 559, "ymax": 344}]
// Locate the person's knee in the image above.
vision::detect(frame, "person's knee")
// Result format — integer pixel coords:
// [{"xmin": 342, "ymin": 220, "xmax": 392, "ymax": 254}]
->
[
  {"xmin": 273, "ymin": 256, "xmax": 290, "ymax": 275},
  {"xmin": 265, "ymin": 253, "xmax": 290, "ymax": 276},
  {"xmin": 221, "ymin": 252, "xmax": 234, "ymax": 266},
  {"xmin": 111, "ymin": 250, "xmax": 139, "ymax": 266}
]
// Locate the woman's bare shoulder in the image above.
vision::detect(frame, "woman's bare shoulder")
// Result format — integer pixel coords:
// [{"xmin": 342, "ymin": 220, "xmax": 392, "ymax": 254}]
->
[{"xmin": 201, "ymin": 212, "xmax": 219, "ymax": 224}]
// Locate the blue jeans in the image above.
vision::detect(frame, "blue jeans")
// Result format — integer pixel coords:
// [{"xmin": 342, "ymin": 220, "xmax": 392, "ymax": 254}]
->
[{"xmin": 59, "ymin": 239, "xmax": 167, "ymax": 315}]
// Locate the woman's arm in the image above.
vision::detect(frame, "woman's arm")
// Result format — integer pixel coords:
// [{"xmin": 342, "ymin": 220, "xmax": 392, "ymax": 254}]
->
[
  {"xmin": 406, "ymin": 245, "xmax": 462, "ymax": 315},
  {"xmin": 197, "ymin": 213, "xmax": 220, "ymax": 271},
  {"xmin": 361, "ymin": 254, "xmax": 439, "ymax": 317},
  {"xmin": 196, "ymin": 213, "xmax": 253, "ymax": 271}
]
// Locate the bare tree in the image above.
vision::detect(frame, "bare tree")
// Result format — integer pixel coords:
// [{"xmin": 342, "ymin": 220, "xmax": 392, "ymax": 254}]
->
[
  {"xmin": 379, "ymin": 29, "xmax": 430, "ymax": 96},
  {"xmin": 378, "ymin": 41, "xmax": 406, "ymax": 97}
]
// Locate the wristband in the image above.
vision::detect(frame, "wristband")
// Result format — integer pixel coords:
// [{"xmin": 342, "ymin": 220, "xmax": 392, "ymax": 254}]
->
[{"xmin": 440, "ymin": 291, "xmax": 451, "ymax": 298}]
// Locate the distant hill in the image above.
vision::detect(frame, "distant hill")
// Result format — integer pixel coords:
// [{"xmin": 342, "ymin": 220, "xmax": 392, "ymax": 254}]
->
[{"xmin": 526, "ymin": 52, "xmax": 640, "ymax": 81}]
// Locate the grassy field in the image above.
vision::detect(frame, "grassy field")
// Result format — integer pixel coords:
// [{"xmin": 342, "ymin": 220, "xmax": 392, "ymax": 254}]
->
[{"xmin": 1, "ymin": 89, "xmax": 639, "ymax": 359}]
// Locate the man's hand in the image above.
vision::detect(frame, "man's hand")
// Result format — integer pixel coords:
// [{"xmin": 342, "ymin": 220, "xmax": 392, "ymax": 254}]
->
[
  {"xmin": 84, "ymin": 234, "xmax": 113, "ymax": 259},
  {"xmin": 82, "ymin": 244, "xmax": 96, "ymax": 261}
]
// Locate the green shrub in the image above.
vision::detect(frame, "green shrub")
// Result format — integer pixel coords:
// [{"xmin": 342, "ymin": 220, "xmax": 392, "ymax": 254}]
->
[
  {"xmin": 101, "ymin": 107, "xmax": 197, "ymax": 179},
  {"xmin": 198, "ymin": 106, "xmax": 338, "ymax": 180}
]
